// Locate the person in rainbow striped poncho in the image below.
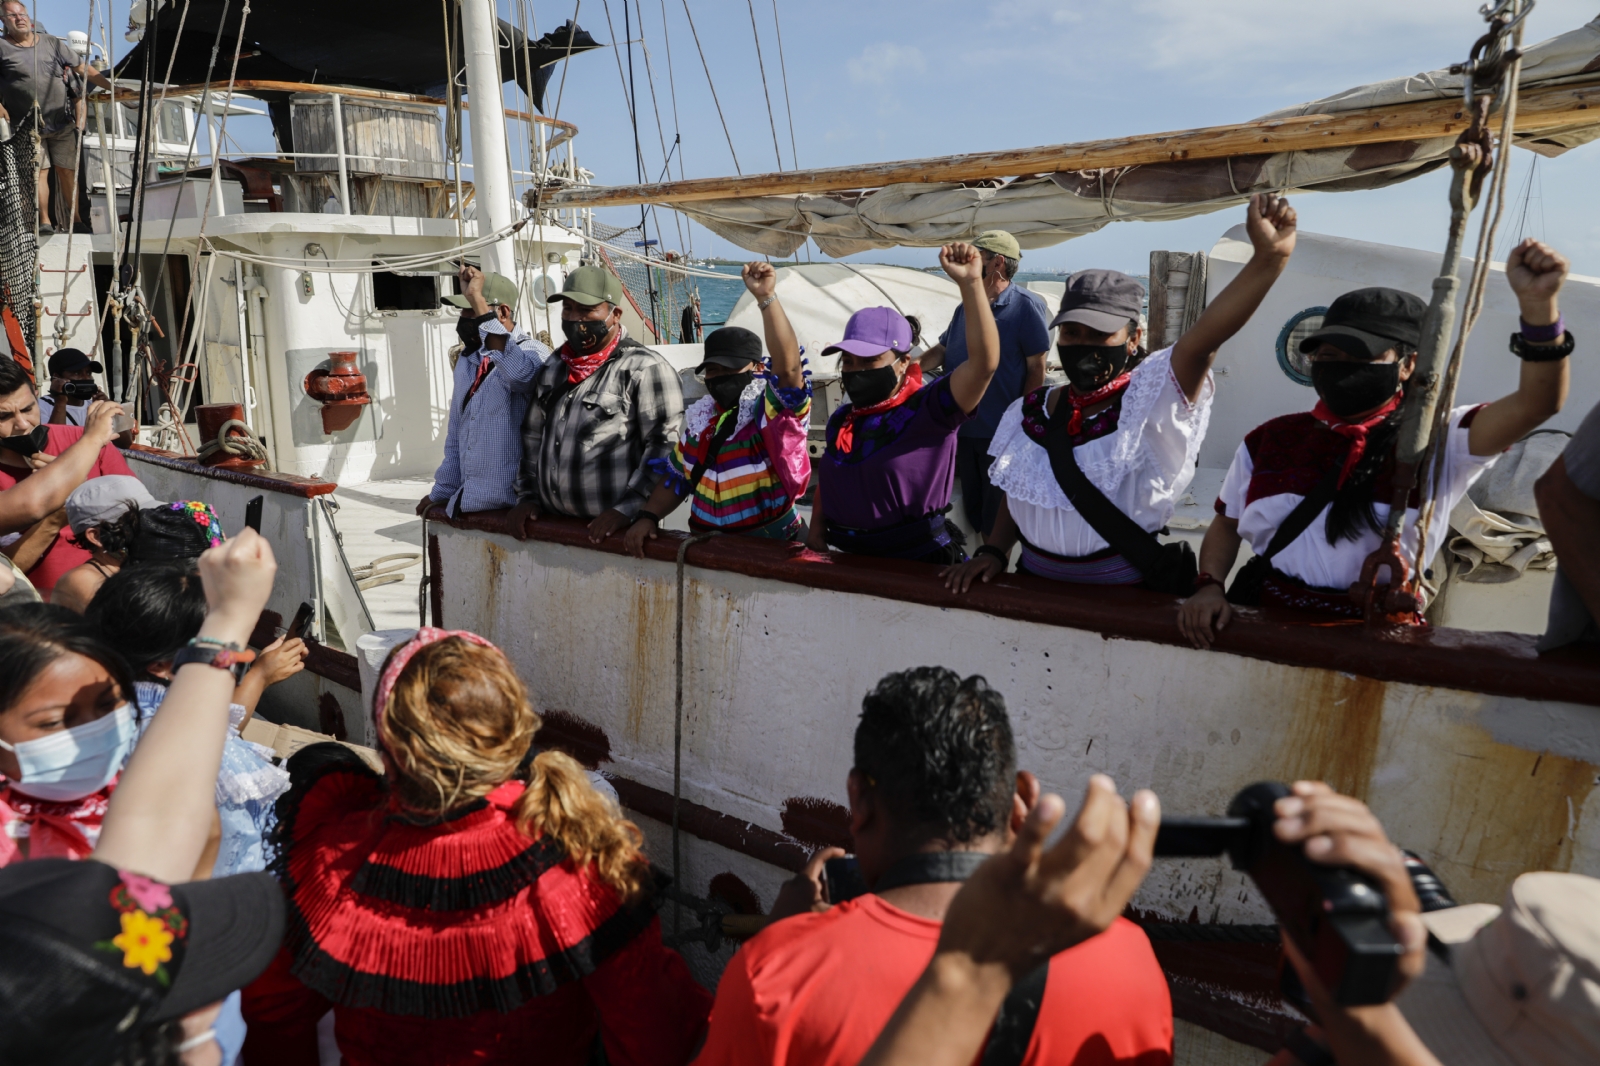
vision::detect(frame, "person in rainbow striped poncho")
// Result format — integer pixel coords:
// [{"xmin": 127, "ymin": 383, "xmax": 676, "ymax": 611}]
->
[{"xmin": 624, "ymin": 263, "xmax": 812, "ymax": 555}]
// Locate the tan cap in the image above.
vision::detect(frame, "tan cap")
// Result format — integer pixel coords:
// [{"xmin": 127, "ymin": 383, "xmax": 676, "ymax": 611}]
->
[
  {"xmin": 971, "ymin": 230, "xmax": 1021, "ymax": 261},
  {"xmin": 1396, "ymin": 873, "xmax": 1600, "ymax": 1066}
]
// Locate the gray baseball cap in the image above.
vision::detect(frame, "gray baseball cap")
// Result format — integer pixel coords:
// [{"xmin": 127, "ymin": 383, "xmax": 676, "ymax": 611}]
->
[
  {"xmin": 65, "ymin": 475, "xmax": 158, "ymax": 537},
  {"xmin": 1051, "ymin": 269, "xmax": 1146, "ymax": 334}
]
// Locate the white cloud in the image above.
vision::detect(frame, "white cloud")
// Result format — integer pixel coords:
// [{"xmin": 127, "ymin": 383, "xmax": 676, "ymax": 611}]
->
[{"xmin": 847, "ymin": 43, "xmax": 927, "ymax": 86}]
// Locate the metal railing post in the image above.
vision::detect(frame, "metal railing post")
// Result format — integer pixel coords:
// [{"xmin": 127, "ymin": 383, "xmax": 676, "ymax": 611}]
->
[{"xmin": 330, "ymin": 93, "xmax": 352, "ymax": 214}]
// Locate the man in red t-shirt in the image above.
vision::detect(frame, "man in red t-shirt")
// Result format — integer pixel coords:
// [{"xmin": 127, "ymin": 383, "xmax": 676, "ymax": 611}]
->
[
  {"xmin": 694, "ymin": 668, "xmax": 1173, "ymax": 1066},
  {"xmin": 0, "ymin": 358, "xmax": 132, "ymax": 594}
]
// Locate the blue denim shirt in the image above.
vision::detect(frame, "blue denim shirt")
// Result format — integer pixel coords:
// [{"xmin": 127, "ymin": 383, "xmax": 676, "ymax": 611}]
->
[
  {"xmin": 939, "ymin": 282, "xmax": 1051, "ymax": 439},
  {"xmin": 430, "ymin": 319, "xmax": 549, "ymax": 516}
]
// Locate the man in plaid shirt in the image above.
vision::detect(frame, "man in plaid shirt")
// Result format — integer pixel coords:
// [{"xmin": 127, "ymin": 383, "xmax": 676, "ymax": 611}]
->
[{"xmin": 509, "ymin": 266, "xmax": 684, "ymax": 543}]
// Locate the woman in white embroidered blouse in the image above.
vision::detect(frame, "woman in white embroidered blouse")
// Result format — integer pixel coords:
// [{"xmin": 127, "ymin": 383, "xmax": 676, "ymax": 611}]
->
[{"xmin": 943, "ymin": 194, "xmax": 1300, "ymax": 592}]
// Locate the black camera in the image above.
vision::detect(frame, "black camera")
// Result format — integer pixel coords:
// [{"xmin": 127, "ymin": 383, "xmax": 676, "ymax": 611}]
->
[
  {"xmin": 1154, "ymin": 781, "xmax": 1405, "ymax": 1006},
  {"xmin": 60, "ymin": 380, "xmax": 98, "ymax": 402}
]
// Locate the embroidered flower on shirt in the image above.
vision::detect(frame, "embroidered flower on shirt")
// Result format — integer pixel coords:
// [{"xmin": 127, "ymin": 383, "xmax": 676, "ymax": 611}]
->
[{"xmin": 169, "ymin": 501, "xmax": 225, "ymax": 547}]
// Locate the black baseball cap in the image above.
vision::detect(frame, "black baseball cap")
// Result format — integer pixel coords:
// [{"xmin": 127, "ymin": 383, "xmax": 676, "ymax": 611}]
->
[
  {"xmin": 1051, "ymin": 269, "xmax": 1146, "ymax": 334},
  {"xmin": 0, "ymin": 859, "xmax": 285, "ymax": 1065},
  {"xmin": 48, "ymin": 348, "xmax": 103, "ymax": 376},
  {"xmin": 1299, "ymin": 287, "xmax": 1427, "ymax": 360},
  {"xmin": 698, "ymin": 326, "xmax": 764, "ymax": 371}
]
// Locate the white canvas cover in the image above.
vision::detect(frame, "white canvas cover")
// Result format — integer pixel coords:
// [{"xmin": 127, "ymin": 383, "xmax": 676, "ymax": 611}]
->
[{"xmin": 676, "ymin": 17, "xmax": 1600, "ymax": 258}]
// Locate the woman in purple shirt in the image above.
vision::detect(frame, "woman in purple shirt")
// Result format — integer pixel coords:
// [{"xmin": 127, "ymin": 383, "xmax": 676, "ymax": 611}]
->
[{"xmin": 806, "ymin": 243, "xmax": 1001, "ymax": 563}]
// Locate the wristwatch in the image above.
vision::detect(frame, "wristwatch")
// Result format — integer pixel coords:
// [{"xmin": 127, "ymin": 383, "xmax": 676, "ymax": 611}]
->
[
  {"xmin": 172, "ymin": 640, "xmax": 257, "ymax": 684},
  {"xmin": 973, "ymin": 544, "xmax": 1008, "ymax": 565},
  {"xmin": 757, "ymin": 295, "xmax": 777, "ymax": 311}
]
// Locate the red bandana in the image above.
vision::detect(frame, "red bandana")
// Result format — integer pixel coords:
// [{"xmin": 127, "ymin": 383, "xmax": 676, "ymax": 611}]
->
[
  {"xmin": 0, "ymin": 780, "xmax": 115, "ymax": 863},
  {"xmin": 558, "ymin": 331, "xmax": 622, "ymax": 385},
  {"xmin": 1062, "ymin": 373, "xmax": 1132, "ymax": 436},
  {"xmin": 833, "ymin": 364, "xmax": 923, "ymax": 456},
  {"xmin": 1312, "ymin": 393, "xmax": 1404, "ymax": 488}
]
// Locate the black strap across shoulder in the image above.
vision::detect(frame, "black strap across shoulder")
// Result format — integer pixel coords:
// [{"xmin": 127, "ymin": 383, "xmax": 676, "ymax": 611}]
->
[
  {"xmin": 871, "ymin": 852, "xmax": 1048, "ymax": 1066},
  {"xmin": 1223, "ymin": 465, "xmax": 1342, "ymax": 606},
  {"xmin": 684, "ymin": 412, "xmax": 741, "ymax": 497},
  {"xmin": 981, "ymin": 963, "xmax": 1050, "ymax": 1066},
  {"xmin": 1041, "ymin": 402, "xmax": 1195, "ymax": 595},
  {"xmin": 1259, "ymin": 466, "xmax": 1342, "ymax": 561}
]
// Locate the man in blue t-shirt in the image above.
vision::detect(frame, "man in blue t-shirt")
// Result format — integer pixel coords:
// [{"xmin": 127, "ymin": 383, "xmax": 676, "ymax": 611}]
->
[{"xmin": 920, "ymin": 230, "xmax": 1050, "ymax": 536}]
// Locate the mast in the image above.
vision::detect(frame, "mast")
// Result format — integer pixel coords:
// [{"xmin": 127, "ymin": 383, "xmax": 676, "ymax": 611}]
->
[{"xmin": 460, "ymin": 0, "xmax": 516, "ymax": 276}]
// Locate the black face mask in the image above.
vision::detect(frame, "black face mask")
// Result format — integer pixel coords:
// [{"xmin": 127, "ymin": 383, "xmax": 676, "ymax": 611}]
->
[
  {"xmin": 0, "ymin": 424, "xmax": 49, "ymax": 455},
  {"xmin": 705, "ymin": 371, "xmax": 754, "ymax": 411},
  {"xmin": 1310, "ymin": 361, "xmax": 1401, "ymax": 418},
  {"xmin": 1059, "ymin": 341, "xmax": 1130, "ymax": 393},
  {"xmin": 841, "ymin": 365, "xmax": 901, "ymax": 407},
  {"xmin": 456, "ymin": 313, "xmax": 484, "ymax": 352},
  {"xmin": 562, "ymin": 317, "xmax": 612, "ymax": 354}
]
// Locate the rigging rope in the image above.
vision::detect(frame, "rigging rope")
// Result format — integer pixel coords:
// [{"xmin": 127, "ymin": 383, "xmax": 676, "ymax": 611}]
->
[
  {"xmin": 769, "ymin": 0, "xmax": 797, "ymax": 171},
  {"xmin": 548, "ymin": 0, "xmax": 583, "ymax": 125},
  {"xmin": 743, "ymin": 0, "xmax": 783, "ymax": 171},
  {"xmin": 199, "ymin": 218, "xmax": 532, "ymax": 272},
  {"xmin": 656, "ymin": 0, "xmax": 691, "ymax": 259},
  {"xmin": 679, "ymin": 0, "xmax": 739, "ymax": 176},
  {"xmin": 1411, "ymin": 10, "xmax": 1527, "ymax": 581}
]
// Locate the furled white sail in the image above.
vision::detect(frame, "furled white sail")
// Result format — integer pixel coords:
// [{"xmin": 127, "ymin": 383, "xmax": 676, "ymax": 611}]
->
[{"xmin": 672, "ymin": 17, "xmax": 1600, "ymax": 258}]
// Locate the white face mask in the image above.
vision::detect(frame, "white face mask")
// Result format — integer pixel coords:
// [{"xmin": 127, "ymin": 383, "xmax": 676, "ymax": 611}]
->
[{"xmin": 0, "ymin": 702, "xmax": 138, "ymax": 802}]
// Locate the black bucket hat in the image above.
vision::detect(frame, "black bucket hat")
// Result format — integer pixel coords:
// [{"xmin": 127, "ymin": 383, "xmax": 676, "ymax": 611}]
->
[{"xmin": 0, "ymin": 859, "xmax": 285, "ymax": 1065}]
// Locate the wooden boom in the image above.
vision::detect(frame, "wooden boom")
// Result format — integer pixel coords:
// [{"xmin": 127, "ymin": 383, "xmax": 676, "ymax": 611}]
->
[{"xmin": 542, "ymin": 80, "xmax": 1599, "ymax": 208}]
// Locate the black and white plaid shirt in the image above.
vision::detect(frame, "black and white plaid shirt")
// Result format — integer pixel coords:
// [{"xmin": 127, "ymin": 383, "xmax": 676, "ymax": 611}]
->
[{"xmin": 515, "ymin": 335, "xmax": 684, "ymax": 518}]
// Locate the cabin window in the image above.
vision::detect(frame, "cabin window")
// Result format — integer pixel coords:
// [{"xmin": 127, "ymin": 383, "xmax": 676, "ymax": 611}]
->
[
  {"xmin": 371, "ymin": 265, "xmax": 440, "ymax": 311},
  {"xmin": 1275, "ymin": 307, "xmax": 1326, "ymax": 387}
]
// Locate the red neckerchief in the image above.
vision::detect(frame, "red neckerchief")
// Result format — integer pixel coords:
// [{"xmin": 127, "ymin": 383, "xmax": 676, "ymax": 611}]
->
[
  {"xmin": 0, "ymin": 779, "xmax": 115, "ymax": 863},
  {"xmin": 558, "ymin": 331, "xmax": 622, "ymax": 385},
  {"xmin": 833, "ymin": 364, "xmax": 923, "ymax": 456},
  {"xmin": 1312, "ymin": 394, "xmax": 1403, "ymax": 488},
  {"xmin": 463, "ymin": 352, "xmax": 495, "ymax": 405},
  {"xmin": 1061, "ymin": 373, "xmax": 1132, "ymax": 436}
]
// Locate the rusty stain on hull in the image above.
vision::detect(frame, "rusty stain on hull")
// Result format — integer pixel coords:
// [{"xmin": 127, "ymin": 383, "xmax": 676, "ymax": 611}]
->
[
  {"xmin": 627, "ymin": 579, "xmax": 673, "ymax": 741},
  {"xmin": 1428, "ymin": 726, "xmax": 1596, "ymax": 901},
  {"xmin": 482, "ymin": 542, "xmax": 509, "ymax": 626},
  {"xmin": 1268, "ymin": 669, "xmax": 1388, "ymax": 799}
]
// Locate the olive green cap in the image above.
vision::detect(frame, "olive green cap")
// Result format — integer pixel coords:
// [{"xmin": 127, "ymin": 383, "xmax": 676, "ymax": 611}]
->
[
  {"xmin": 550, "ymin": 265, "xmax": 626, "ymax": 307},
  {"xmin": 971, "ymin": 230, "xmax": 1021, "ymax": 260},
  {"xmin": 441, "ymin": 271, "xmax": 520, "ymax": 309}
]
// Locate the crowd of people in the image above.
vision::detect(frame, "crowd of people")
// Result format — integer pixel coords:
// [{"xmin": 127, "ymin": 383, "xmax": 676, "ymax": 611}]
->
[
  {"xmin": 417, "ymin": 193, "xmax": 1586, "ymax": 642},
  {"xmin": 0, "ymin": 526, "xmax": 1593, "ymax": 1065},
  {"xmin": 0, "ymin": 187, "xmax": 1593, "ymax": 1064}
]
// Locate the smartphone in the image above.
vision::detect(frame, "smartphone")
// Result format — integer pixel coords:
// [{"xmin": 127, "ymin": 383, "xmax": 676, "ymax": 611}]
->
[
  {"xmin": 285, "ymin": 601, "xmax": 316, "ymax": 642},
  {"xmin": 823, "ymin": 856, "xmax": 868, "ymax": 905},
  {"xmin": 244, "ymin": 495, "xmax": 264, "ymax": 533}
]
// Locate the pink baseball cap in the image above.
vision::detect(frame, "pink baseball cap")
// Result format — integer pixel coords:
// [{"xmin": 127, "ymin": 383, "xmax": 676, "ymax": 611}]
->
[{"xmin": 822, "ymin": 306, "xmax": 913, "ymax": 359}]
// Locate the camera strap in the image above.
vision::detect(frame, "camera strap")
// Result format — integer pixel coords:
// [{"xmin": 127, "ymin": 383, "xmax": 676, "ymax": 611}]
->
[
  {"xmin": 872, "ymin": 852, "xmax": 1049, "ymax": 1066},
  {"xmin": 871, "ymin": 852, "xmax": 988, "ymax": 891}
]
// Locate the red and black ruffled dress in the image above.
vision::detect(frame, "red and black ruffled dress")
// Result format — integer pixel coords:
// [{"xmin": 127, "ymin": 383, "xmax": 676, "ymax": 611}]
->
[{"xmin": 241, "ymin": 745, "xmax": 711, "ymax": 1066}]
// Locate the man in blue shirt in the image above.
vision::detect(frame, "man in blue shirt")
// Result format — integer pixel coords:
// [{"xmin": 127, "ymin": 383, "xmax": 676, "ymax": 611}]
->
[
  {"xmin": 417, "ymin": 264, "xmax": 549, "ymax": 518},
  {"xmin": 920, "ymin": 230, "xmax": 1050, "ymax": 536}
]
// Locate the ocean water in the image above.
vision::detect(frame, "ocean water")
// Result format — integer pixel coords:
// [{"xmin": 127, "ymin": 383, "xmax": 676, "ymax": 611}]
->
[{"xmin": 685, "ymin": 267, "xmax": 1073, "ymax": 334}]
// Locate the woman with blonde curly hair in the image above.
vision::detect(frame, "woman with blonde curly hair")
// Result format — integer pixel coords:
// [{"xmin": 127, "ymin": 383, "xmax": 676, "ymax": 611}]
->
[{"xmin": 240, "ymin": 629, "xmax": 711, "ymax": 1066}]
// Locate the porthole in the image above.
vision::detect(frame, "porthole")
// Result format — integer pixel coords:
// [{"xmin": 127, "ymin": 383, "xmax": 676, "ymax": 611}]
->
[{"xmin": 1275, "ymin": 307, "xmax": 1327, "ymax": 387}]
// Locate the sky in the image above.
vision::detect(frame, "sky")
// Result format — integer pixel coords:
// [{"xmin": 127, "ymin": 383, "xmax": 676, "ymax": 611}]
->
[{"xmin": 32, "ymin": 0, "xmax": 1600, "ymax": 276}]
